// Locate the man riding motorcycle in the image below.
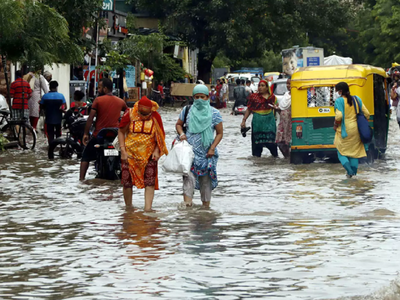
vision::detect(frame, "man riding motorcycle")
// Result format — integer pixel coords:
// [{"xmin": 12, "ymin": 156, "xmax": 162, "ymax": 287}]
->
[{"xmin": 79, "ymin": 78, "xmax": 127, "ymax": 180}]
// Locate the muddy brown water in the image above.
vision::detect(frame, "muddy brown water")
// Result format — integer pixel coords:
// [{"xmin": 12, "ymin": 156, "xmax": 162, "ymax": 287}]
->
[{"xmin": 1, "ymin": 108, "xmax": 400, "ymax": 300}]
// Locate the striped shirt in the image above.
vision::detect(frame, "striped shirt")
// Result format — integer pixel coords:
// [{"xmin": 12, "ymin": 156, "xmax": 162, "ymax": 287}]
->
[{"xmin": 10, "ymin": 78, "xmax": 32, "ymax": 110}]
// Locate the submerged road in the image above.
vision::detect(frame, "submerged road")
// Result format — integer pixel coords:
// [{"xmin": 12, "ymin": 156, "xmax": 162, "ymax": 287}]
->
[{"xmin": 1, "ymin": 108, "xmax": 400, "ymax": 299}]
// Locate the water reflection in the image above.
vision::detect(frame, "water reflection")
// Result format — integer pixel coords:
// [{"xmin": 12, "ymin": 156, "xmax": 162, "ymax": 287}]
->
[
  {"xmin": 184, "ymin": 209, "xmax": 222, "ymax": 255},
  {"xmin": 117, "ymin": 210, "xmax": 166, "ymax": 263}
]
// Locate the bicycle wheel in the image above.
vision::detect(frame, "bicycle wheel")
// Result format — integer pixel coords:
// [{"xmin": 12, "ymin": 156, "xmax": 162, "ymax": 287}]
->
[
  {"xmin": 18, "ymin": 124, "xmax": 36, "ymax": 150},
  {"xmin": 1, "ymin": 123, "xmax": 18, "ymax": 141}
]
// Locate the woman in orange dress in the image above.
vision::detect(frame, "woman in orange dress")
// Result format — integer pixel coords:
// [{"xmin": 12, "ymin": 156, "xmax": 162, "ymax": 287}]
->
[{"xmin": 118, "ymin": 96, "xmax": 168, "ymax": 211}]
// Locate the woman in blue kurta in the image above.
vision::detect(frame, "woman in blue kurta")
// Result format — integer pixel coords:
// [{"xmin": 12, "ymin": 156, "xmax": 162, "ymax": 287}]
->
[{"xmin": 175, "ymin": 84, "xmax": 223, "ymax": 208}]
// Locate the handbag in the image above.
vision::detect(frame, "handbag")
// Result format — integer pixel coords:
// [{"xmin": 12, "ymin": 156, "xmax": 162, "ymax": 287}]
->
[{"xmin": 353, "ymin": 96, "xmax": 373, "ymax": 144}]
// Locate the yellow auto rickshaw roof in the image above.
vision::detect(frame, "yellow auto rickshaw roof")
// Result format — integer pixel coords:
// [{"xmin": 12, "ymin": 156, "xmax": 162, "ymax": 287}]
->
[
  {"xmin": 264, "ymin": 72, "xmax": 280, "ymax": 76},
  {"xmin": 291, "ymin": 64, "xmax": 387, "ymax": 89}
]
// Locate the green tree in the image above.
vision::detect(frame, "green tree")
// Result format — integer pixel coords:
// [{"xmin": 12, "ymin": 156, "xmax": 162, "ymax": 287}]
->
[
  {"xmin": 0, "ymin": 0, "xmax": 24, "ymax": 102},
  {"xmin": 120, "ymin": 32, "xmax": 186, "ymax": 82},
  {"xmin": 361, "ymin": 0, "xmax": 400, "ymax": 67},
  {"xmin": 42, "ymin": 0, "xmax": 103, "ymax": 50},
  {"xmin": 0, "ymin": 0, "xmax": 83, "ymax": 104},
  {"xmin": 130, "ymin": 0, "xmax": 350, "ymax": 82}
]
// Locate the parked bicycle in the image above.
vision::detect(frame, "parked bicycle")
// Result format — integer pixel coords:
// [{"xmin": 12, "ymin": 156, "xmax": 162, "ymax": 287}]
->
[{"xmin": 0, "ymin": 108, "xmax": 36, "ymax": 150}]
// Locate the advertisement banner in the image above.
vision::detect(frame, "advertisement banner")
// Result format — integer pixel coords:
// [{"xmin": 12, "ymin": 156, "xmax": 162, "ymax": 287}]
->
[{"xmin": 282, "ymin": 48, "xmax": 303, "ymax": 76}]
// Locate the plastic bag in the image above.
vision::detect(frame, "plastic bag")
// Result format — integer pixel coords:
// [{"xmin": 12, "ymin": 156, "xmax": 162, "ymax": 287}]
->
[
  {"xmin": 162, "ymin": 141, "xmax": 194, "ymax": 175},
  {"xmin": 112, "ymin": 136, "xmax": 120, "ymax": 151}
]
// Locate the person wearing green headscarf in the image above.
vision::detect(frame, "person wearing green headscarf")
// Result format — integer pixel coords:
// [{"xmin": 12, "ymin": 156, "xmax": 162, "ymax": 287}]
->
[{"xmin": 176, "ymin": 84, "xmax": 224, "ymax": 208}]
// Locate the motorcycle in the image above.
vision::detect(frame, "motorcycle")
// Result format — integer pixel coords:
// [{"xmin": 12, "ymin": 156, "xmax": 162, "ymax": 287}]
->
[
  {"xmin": 234, "ymin": 105, "xmax": 248, "ymax": 115},
  {"xmin": 48, "ymin": 107, "xmax": 88, "ymax": 159},
  {"xmin": 94, "ymin": 127, "xmax": 121, "ymax": 180}
]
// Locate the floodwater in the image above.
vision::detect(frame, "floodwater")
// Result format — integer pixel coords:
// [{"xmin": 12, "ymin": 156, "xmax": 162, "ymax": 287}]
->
[{"xmin": 1, "ymin": 108, "xmax": 400, "ymax": 300}]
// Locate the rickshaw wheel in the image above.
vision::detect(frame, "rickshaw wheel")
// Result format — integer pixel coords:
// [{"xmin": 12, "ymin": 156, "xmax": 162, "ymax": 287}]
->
[{"xmin": 290, "ymin": 152, "xmax": 303, "ymax": 164}]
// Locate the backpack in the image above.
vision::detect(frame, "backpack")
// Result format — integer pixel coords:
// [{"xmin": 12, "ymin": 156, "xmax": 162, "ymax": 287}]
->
[{"xmin": 182, "ymin": 105, "xmax": 192, "ymax": 133}]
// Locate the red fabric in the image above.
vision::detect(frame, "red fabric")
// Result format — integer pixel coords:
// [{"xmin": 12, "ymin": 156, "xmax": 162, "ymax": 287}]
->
[
  {"xmin": 152, "ymin": 111, "xmax": 165, "ymax": 136},
  {"xmin": 157, "ymin": 85, "xmax": 164, "ymax": 96},
  {"xmin": 118, "ymin": 105, "xmax": 165, "ymax": 136},
  {"xmin": 71, "ymin": 102, "xmax": 87, "ymax": 108},
  {"xmin": 259, "ymin": 80, "xmax": 268, "ymax": 86},
  {"xmin": 119, "ymin": 109, "xmax": 130, "ymax": 128},
  {"xmin": 30, "ymin": 117, "xmax": 39, "ymax": 130},
  {"xmin": 10, "ymin": 78, "xmax": 32, "ymax": 109},
  {"xmin": 138, "ymin": 96, "xmax": 153, "ymax": 108},
  {"xmin": 121, "ymin": 159, "xmax": 157, "ymax": 188},
  {"xmin": 216, "ymin": 84, "xmax": 222, "ymax": 96},
  {"xmin": 247, "ymin": 93, "xmax": 276, "ymax": 111},
  {"xmin": 92, "ymin": 95, "xmax": 127, "ymax": 137}
]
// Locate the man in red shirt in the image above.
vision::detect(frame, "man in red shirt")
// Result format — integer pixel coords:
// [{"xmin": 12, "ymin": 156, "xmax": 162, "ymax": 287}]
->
[
  {"xmin": 9, "ymin": 71, "xmax": 32, "ymax": 121},
  {"xmin": 157, "ymin": 80, "xmax": 164, "ymax": 97},
  {"xmin": 79, "ymin": 78, "xmax": 127, "ymax": 180}
]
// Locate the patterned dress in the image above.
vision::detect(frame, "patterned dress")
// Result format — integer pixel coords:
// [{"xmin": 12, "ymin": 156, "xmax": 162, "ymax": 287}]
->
[
  {"xmin": 276, "ymin": 92, "xmax": 292, "ymax": 146},
  {"xmin": 179, "ymin": 106, "xmax": 223, "ymax": 190},
  {"xmin": 247, "ymin": 93, "xmax": 278, "ymax": 157},
  {"xmin": 120, "ymin": 102, "xmax": 168, "ymax": 190}
]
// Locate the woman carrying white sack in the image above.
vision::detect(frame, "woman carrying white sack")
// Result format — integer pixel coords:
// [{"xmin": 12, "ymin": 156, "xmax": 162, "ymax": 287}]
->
[{"xmin": 175, "ymin": 84, "xmax": 223, "ymax": 208}]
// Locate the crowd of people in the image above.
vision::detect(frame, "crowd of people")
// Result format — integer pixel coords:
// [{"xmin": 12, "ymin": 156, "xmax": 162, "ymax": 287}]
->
[
  {"xmin": 9, "ymin": 70, "xmax": 69, "ymax": 145},
  {"xmin": 7, "ymin": 67, "xmax": 397, "ymax": 211}
]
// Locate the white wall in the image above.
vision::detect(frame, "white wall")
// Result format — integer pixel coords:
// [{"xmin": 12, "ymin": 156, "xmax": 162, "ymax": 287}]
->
[
  {"xmin": 11, "ymin": 63, "xmax": 71, "ymax": 108},
  {"xmin": 44, "ymin": 64, "xmax": 70, "ymax": 108}
]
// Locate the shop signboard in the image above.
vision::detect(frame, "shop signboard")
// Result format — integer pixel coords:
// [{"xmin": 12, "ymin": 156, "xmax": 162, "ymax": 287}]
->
[{"xmin": 102, "ymin": 0, "xmax": 114, "ymax": 11}]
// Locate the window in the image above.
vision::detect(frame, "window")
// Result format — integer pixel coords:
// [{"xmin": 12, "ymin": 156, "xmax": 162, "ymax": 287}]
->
[{"xmin": 307, "ymin": 86, "xmax": 337, "ymax": 107}]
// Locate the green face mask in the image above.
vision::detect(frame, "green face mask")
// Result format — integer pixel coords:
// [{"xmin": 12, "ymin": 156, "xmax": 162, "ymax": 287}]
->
[
  {"xmin": 189, "ymin": 98, "xmax": 213, "ymax": 148},
  {"xmin": 193, "ymin": 98, "xmax": 210, "ymax": 110}
]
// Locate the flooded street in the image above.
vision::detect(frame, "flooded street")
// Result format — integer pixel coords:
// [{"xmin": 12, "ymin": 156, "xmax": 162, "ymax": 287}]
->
[{"xmin": 1, "ymin": 108, "xmax": 400, "ymax": 300}]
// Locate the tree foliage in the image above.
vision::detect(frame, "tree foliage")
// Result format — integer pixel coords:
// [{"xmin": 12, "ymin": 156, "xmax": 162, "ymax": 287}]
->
[
  {"xmin": 0, "ymin": 0, "xmax": 83, "ymax": 103},
  {"xmin": 119, "ymin": 33, "xmax": 186, "ymax": 82},
  {"xmin": 0, "ymin": 0, "xmax": 83, "ymax": 68},
  {"xmin": 42, "ymin": 0, "xmax": 103, "ymax": 50},
  {"xmin": 359, "ymin": 0, "xmax": 400, "ymax": 66},
  {"xmin": 130, "ymin": 0, "xmax": 351, "ymax": 80},
  {"xmin": 317, "ymin": 0, "xmax": 400, "ymax": 68}
]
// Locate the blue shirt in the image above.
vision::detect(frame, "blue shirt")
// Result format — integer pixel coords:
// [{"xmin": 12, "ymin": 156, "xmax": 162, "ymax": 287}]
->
[{"xmin": 40, "ymin": 91, "xmax": 66, "ymax": 124}]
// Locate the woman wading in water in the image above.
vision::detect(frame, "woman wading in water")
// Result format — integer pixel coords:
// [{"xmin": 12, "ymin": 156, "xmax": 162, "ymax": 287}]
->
[
  {"xmin": 241, "ymin": 80, "xmax": 278, "ymax": 157},
  {"xmin": 175, "ymin": 84, "xmax": 223, "ymax": 208}
]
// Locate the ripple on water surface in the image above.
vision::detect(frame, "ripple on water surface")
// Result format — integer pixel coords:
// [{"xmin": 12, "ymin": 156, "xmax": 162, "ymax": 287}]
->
[{"xmin": 0, "ymin": 111, "xmax": 400, "ymax": 299}]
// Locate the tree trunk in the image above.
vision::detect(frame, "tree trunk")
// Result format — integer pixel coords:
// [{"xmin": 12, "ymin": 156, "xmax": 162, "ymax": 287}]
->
[
  {"xmin": 197, "ymin": 51, "xmax": 214, "ymax": 84},
  {"xmin": 2, "ymin": 56, "xmax": 11, "ymax": 107}
]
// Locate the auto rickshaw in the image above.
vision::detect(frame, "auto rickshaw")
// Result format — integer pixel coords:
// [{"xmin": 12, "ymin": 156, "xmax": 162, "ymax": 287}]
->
[{"xmin": 290, "ymin": 64, "xmax": 390, "ymax": 164}]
